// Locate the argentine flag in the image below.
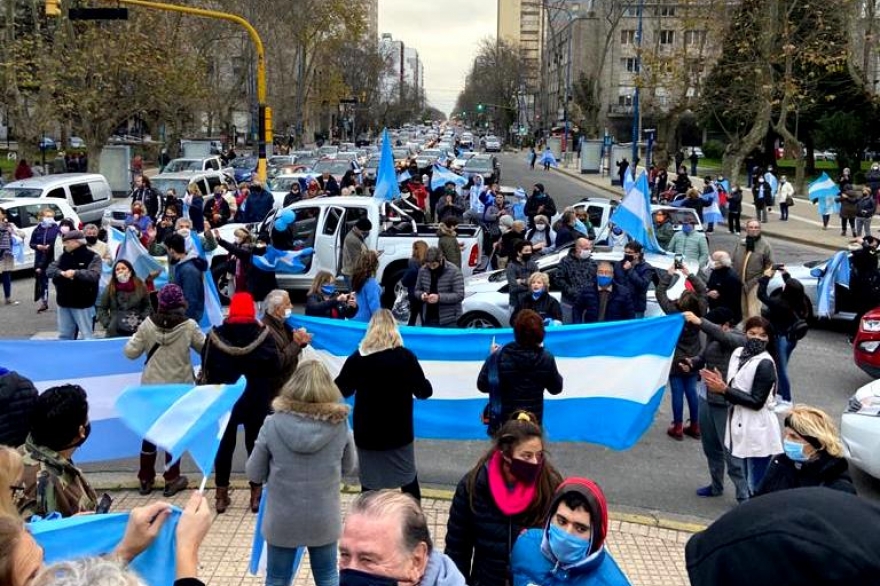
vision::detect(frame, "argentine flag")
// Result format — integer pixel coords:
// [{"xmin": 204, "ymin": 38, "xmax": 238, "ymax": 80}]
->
[
  {"xmin": 373, "ymin": 128, "xmax": 401, "ymax": 201},
  {"xmin": 117, "ymin": 227, "xmax": 164, "ymax": 281},
  {"xmin": 611, "ymin": 171, "xmax": 664, "ymax": 254},
  {"xmin": 622, "ymin": 166, "xmax": 635, "ymax": 195},
  {"xmin": 431, "ymin": 163, "xmax": 468, "ymax": 191},
  {"xmin": 252, "ymin": 246, "xmax": 314, "ymax": 274},
  {"xmin": 816, "ymin": 250, "xmax": 851, "ymax": 318},
  {"xmin": 809, "ymin": 172, "xmax": 841, "ymax": 217},
  {"xmin": 398, "ymin": 169, "xmax": 412, "ymax": 184},
  {"xmin": 764, "ymin": 172, "xmax": 779, "ymax": 197},
  {"xmin": 115, "ymin": 377, "xmax": 247, "ymax": 476},
  {"xmin": 287, "ymin": 313, "xmax": 685, "ymax": 449},
  {"xmin": 540, "ymin": 149, "xmax": 558, "ymax": 168}
]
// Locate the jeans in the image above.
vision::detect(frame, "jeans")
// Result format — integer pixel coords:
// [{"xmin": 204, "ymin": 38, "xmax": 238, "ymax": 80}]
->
[
  {"xmin": 856, "ymin": 217, "xmax": 873, "ymax": 237},
  {"xmin": 775, "ymin": 334, "xmax": 796, "ymax": 402},
  {"xmin": 0, "ymin": 271, "xmax": 10, "ymax": 299},
  {"xmin": 669, "ymin": 373, "xmax": 698, "ymax": 425},
  {"xmin": 755, "ymin": 203, "xmax": 768, "ymax": 222},
  {"xmin": 561, "ymin": 301, "xmax": 576, "ymax": 325},
  {"xmin": 841, "ymin": 216, "xmax": 855, "ymax": 235},
  {"xmin": 36, "ymin": 268, "xmax": 50, "ymax": 303},
  {"xmin": 745, "ymin": 455, "xmax": 772, "ymax": 496},
  {"xmin": 266, "ymin": 542, "xmax": 338, "ymax": 586},
  {"xmin": 698, "ymin": 398, "xmax": 749, "ymax": 501},
  {"xmin": 779, "ymin": 203, "xmax": 789, "ymax": 220},
  {"xmin": 57, "ymin": 306, "xmax": 95, "ymax": 340}
]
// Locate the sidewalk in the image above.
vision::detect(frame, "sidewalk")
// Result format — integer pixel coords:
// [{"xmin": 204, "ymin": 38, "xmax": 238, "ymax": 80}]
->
[
  {"xmin": 554, "ymin": 165, "xmax": 848, "ymax": 252},
  {"xmin": 108, "ymin": 488, "xmax": 694, "ymax": 586}
]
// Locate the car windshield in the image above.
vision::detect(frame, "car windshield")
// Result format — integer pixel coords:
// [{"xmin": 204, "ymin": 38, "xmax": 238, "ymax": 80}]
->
[
  {"xmin": 268, "ymin": 156, "xmax": 293, "ymax": 166},
  {"xmin": 164, "ymin": 160, "xmax": 202, "ymax": 172},
  {"xmin": 270, "ymin": 176, "xmax": 302, "ymax": 191},
  {"xmin": 231, "ymin": 157, "xmax": 257, "ymax": 169},
  {"xmin": 464, "ymin": 158, "xmax": 493, "ymax": 172},
  {"xmin": 420, "ymin": 149, "xmax": 441, "ymax": 158},
  {"xmin": 313, "ymin": 160, "xmax": 351, "ymax": 175},
  {"xmin": 151, "ymin": 178, "xmax": 191, "ymax": 196},
  {"xmin": 0, "ymin": 187, "xmax": 43, "ymax": 198},
  {"xmin": 392, "ymin": 149, "xmax": 410, "ymax": 159}
]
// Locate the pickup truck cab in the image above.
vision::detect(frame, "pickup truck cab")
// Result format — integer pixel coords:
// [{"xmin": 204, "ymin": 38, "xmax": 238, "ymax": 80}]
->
[{"xmin": 220, "ymin": 196, "xmax": 484, "ymax": 306}]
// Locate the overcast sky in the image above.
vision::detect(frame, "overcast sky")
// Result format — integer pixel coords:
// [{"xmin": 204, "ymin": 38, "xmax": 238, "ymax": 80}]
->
[{"xmin": 378, "ymin": 0, "xmax": 498, "ymax": 116}]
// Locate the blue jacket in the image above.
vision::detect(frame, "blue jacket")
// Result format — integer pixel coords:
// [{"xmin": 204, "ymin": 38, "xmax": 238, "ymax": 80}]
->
[
  {"xmin": 238, "ymin": 188, "xmax": 274, "ymax": 223},
  {"xmin": 170, "ymin": 252, "xmax": 207, "ymax": 323},
  {"xmin": 511, "ymin": 529, "xmax": 630, "ymax": 586},
  {"xmin": 353, "ymin": 277, "xmax": 381, "ymax": 322},
  {"xmin": 29, "ymin": 222, "xmax": 60, "ymax": 269}
]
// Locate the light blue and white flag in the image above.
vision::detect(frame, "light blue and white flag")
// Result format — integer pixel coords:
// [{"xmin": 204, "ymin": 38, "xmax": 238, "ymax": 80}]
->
[
  {"xmin": 540, "ymin": 149, "xmax": 559, "ymax": 168},
  {"xmin": 118, "ymin": 227, "xmax": 164, "ymax": 282},
  {"xmin": 431, "ymin": 164, "xmax": 468, "ymax": 191},
  {"xmin": 816, "ymin": 250, "xmax": 851, "ymax": 318},
  {"xmin": 252, "ymin": 246, "xmax": 314, "ymax": 274},
  {"xmin": 622, "ymin": 166, "xmax": 635, "ymax": 195},
  {"xmin": 611, "ymin": 171, "xmax": 664, "ymax": 254},
  {"xmin": 809, "ymin": 172, "xmax": 841, "ymax": 217},
  {"xmin": 30, "ymin": 508, "xmax": 182, "ymax": 586},
  {"xmin": 373, "ymin": 129, "xmax": 401, "ymax": 201},
  {"xmin": 718, "ymin": 178, "xmax": 730, "ymax": 194},
  {"xmin": 287, "ymin": 314, "xmax": 684, "ymax": 449},
  {"xmin": 764, "ymin": 172, "xmax": 779, "ymax": 197},
  {"xmin": 398, "ymin": 169, "xmax": 412, "ymax": 184},
  {"xmin": 115, "ymin": 377, "xmax": 247, "ymax": 476},
  {"xmin": 11, "ymin": 234, "xmax": 25, "ymax": 265}
]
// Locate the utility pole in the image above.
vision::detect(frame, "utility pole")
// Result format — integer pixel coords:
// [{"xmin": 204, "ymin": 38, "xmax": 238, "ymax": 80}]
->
[{"xmin": 631, "ymin": 0, "xmax": 645, "ymax": 165}]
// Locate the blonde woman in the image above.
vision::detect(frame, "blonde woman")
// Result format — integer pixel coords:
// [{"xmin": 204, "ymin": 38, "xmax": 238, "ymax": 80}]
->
[
  {"xmin": 247, "ymin": 360, "xmax": 356, "ymax": 586},
  {"xmin": 335, "ymin": 309, "xmax": 432, "ymax": 500},
  {"xmin": 0, "ymin": 446, "xmax": 23, "ymax": 516},
  {"xmin": 755, "ymin": 405, "xmax": 856, "ymax": 496},
  {"xmin": 305, "ymin": 271, "xmax": 356, "ymax": 319}
]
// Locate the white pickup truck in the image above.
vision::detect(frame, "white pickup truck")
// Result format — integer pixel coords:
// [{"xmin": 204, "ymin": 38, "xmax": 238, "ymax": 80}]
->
[{"xmin": 213, "ymin": 196, "xmax": 485, "ymax": 307}]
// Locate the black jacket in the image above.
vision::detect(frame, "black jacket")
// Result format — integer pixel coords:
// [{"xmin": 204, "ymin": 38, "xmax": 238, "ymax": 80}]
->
[
  {"xmin": 446, "ymin": 465, "xmax": 533, "ymax": 586},
  {"xmin": 621, "ymin": 259, "xmax": 655, "ymax": 313},
  {"xmin": 238, "ymin": 187, "xmax": 274, "ymax": 223},
  {"xmin": 510, "ymin": 291, "xmax": 562, "ymax": 325},
  {"xmin": 707, "ymin": 266, "xmax": 743, "ymax": 324},
  {"xmin": 335, "ymin": 347, "xmax": 432, "ymax": 450},
  {"xmin": 755, "ymin": 452, "xmax": 856, "ymax": 497},
  {"xmin": 0, "ymin": 369, "xmax": 38, "ymax": 447},
  {"xmin": 305, "ymin": 292, "xmax": 357, "ymax": 319},
  {"xmin": 49, "ymin": 246, "xmax": 101, "ymax": 309},
  {"xmin": 523, "ymin": 193, "xmax": 557, "ymax": 224},
  {"xmin": 477, "ymin": 341, "xmax": 562, "ymax": 428},
  {"xmin": 573, "ymin": 282, "xmax": 635, "ymax": 323},
  {"xmin": 555, "ymin": 251, "xmax": 597, "ymax": 304},
  {"xmin": 757, "ymin": 274, "xmax": 810, "ymax": 337},
  {"xmin": 202, "ymin": 322, "xmax": 281, "ymax": 417},
  {"xmin": 727, "ymin": 188, "xmax": 743, "ymax": 213}
]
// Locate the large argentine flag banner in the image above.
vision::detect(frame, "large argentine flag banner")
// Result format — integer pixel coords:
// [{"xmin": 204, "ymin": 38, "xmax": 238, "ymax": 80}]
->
[{"xmin": 288, "ymin": 314, "xmax": 684, "ymax": 449}]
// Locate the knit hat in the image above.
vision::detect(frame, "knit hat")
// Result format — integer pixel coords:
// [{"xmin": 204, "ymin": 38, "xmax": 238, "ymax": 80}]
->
[
  {"xmin": 227, "ymin": 292, "xmax": 256, "ymax": 322},
  {"xmin": 157, "ymin": 284, "xmax": 187, "ymax": 311},
  {"xmin": 62, "ymin": 229, "xmax": 86, "ymax": 243},
  {"xmin": 355, "ymin": 218, "xmax": 373, "ymax": 231}
]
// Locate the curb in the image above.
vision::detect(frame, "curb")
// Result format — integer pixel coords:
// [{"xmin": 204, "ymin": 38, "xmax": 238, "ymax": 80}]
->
[
  {"xmin": 553, "ymin": 168, "xmax": 840, "ymax": 252},
  {"xmin": 91, "ymin": 476, "xmax": 705, "ymax": 534}
]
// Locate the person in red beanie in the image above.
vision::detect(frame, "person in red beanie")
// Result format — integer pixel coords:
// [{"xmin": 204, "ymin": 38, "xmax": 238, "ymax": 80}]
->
[
  {"xmin": 510, "ymin": 477, "xmax": 631, "ymax": 586},
  {"xmin": 201, "ymin": 291, "xmax": 280, "ymax": 514}
]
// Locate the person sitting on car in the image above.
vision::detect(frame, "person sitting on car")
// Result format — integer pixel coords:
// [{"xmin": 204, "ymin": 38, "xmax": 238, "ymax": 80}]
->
[
  {"xmin": 572, "ymin": 261, "xmax": 634, "ymax": 324},
  {"xmin": 511, "ymin": 271, "xmax": 562, "ymax": 326},
  {"xmin": 318, "ymin": 171, "xmax": 341, "ymax": 196}
]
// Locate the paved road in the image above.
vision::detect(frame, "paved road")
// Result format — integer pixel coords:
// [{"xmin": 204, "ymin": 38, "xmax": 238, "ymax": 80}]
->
[{"xmin": 3, "ymin": 153, "xmax": 879, "ymax": 524}]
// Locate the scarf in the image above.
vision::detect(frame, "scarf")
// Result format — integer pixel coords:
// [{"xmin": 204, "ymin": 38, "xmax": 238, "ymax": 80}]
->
[
  {"xmin": 486, "ymin": 450, "xmax": 537, "ymax": 516},
  {"xmin": 113, "ymin": 279, "xmax": 136, "ymax": 293}
]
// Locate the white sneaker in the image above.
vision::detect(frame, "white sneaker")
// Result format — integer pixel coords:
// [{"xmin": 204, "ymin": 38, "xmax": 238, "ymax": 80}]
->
[{"xmin": 773, "ymin": 400, "xmax": 793, "ymax": 414}]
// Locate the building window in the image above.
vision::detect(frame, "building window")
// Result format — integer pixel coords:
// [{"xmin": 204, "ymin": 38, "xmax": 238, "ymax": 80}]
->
[
  {"xmin": 684, "ymin": 30, "xmax": 707, "ymax": 47},
  {"xmin": 622, "ymin": 57, "xmax": 638, "ymax": 73},
  {"xmin": 659, "ymin": 30, "xmax": 675, "ymax": 45},
  {"xmin": 657, "ymin": 6, "xmax": 675, "ymax": 17},
  {"xmin": 620, "ymin": 29, "xmax": 636, "ymax": 45},
  {"xmin": 618, "ymin": 94, "xmax": 634, "ymax": 106}
]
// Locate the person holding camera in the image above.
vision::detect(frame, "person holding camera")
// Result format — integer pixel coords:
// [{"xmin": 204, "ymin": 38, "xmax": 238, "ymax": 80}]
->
[{"xmin": 305, "ymin": 271, "xmax": 358, "ymax": 319}]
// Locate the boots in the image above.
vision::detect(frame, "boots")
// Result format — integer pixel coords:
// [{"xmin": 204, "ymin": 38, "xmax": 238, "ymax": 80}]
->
[
  {"xmin": 684, "ymin": 421, "xmax": 701, "ymax": 439},
  {"xmin": 249, "ymin": 483, "xmax": 262, "ymax": 514},
  {"xmin": 138, "ymin": 451, "xmax": 157, "ymax": 495},
  {"xmin": 667, "ymin": 422, "xmax": 684, "ymax": 441},
  {"xmin": 215, "ymin": 487, "xmax": 231, "ymax": 514}
]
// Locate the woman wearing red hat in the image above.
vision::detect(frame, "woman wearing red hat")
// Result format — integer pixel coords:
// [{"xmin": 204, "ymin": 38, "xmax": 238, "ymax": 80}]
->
[{"xmin": 510, "ymin": 478, "xmax": 631, "ymax": 586}]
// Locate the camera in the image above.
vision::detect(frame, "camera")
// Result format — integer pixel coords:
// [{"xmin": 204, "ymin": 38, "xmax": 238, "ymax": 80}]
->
[{"xmin": 674, "ymin": 254, "xmax": 684, "ymax": 269}]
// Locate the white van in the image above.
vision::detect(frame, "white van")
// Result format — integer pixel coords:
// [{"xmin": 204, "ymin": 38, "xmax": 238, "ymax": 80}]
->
[{"xmin": 0, "ymin": 173, "xmax": 113, "ymax": 224}]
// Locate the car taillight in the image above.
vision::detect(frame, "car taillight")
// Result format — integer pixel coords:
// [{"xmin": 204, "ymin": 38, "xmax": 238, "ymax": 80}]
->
[{"xmin": 468, "ymin": 244, "xmax": 479, "ymax": 267}]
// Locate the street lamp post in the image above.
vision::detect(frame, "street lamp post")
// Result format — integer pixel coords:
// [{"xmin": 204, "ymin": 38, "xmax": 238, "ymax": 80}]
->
[{"xmin": 631, "ymin": 0, "xmax": 645, "ymax": 165}]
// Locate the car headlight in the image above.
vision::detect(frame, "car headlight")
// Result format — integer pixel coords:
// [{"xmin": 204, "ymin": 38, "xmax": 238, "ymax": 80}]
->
[
  {"xmin": 861, "ymin": 318, "xmax": 880, "ymax": 332},
  {"xmin": 859, "ymin": 340, "xmax": 880, "ymax": 353}
]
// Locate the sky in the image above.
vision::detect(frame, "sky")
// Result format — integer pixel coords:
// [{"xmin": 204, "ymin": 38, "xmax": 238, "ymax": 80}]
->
[{"xmin": 378, "ymin": 0, "xmax": 498, "ymax": 117}]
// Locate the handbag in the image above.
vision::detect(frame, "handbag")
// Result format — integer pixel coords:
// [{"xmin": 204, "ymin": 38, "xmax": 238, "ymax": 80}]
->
[
  {"xmin": 785, "ymin": 195, "xmax": 795, "ymax": 207},
  {"xmin": 196, "ymin": 335, "xmax": 212, "ymax": 384}
]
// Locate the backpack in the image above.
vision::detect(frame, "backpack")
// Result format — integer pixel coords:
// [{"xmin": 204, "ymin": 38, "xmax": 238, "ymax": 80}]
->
[{"xmin": 787, "ymin": 318, "xmax": 809, "ymax": 341}]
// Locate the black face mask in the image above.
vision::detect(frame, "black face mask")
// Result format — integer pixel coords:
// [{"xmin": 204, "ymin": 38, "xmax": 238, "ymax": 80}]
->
[
  {"xmin": 85, "ymin": 236, "xmax": 98, "ymax": 245},
  {"xmin": 521, "ymin": 253, "xmax": 532, "ymax": 262},
  {"xmin": 745, "ymin": 235, "xmax": 759, "ymax": 251},
  {"xmin": 624, "ymin": 254, "xmax": 635, "ymax": 263},
  {"xmin": 508, "ymin": 457, "xmax": 542, "ymax": 484},
  {"xmin": 339, "ymin": 569, "xmax": 398, "ymax": 586}
]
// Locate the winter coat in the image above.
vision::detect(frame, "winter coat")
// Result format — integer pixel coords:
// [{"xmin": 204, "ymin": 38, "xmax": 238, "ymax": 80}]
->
[
  {"xmin": 727, "ymin": 188, "xmax": 743, "ymax": 213},
  {"xmin": 837, "ymin": 190, "xmax": 859, "ymax": 219},
  {"xmin": 415, "ymin": 261, "xmax": 465, "ymax": 326},
  {"xmin": 724, "ymin": 349, "xmax": 780, "ymax": 459},
  {"xmin": 511, "ymin": 529, "xmax": 630, "ymax": 586},
  {"xmin": 206, "ymin": 195, "xmax": 232, "ymax": 227},
  {"xmin": 130, "ymin": 186, "xmax": 161, "ymax": 219},
  {"xmin": 0, "ymin": 368, "xmax": 38, "ymax": 447},
  {"xmin": 706, "ymin": 266, "xmax": 743, "ymax": 324},
  {"xmin": 47, "ymin": 246, "xmax": 101, "ymax": 309},
  {"xmin": 857, "ymin": 194, "xmax": 876, "ymax": 218},
  {"xmin": 438, "ymin": 223, "xmax": 462, "ymax": 268},
  {"xmin": 341, "ymin": 230, "xmax": 367, "ymax": 277},
  {"xmin": 216, "ymin": 239, "xmax": 277, "ymax": 302},
  {"xmin": 732, "ymin": 236, "xmax": 773, "ymax": 291},
  {"xmin": 555, "ymin": 251, "xmax": 597, "ymax": 305},
  {"xmin": 573, "ymin": 282, "xmax": 635, "ymax": 324},
  {"xmin": 202, "ymin": 322, "xmax": 281, "ymax": 418},
  {"xmin": 510, "ymin": 291, "xmax": 563, "ymax": 325},
  {"xmin": 335, "ymin": 346, "xmax": 432, "ymax": 450},
  {"xmin": 655, "ymin": 221, "xmax": 674, "ymax": 250},
  {"xmin": 169, "ymin": 252, "xmax": 208, "ymax": 323},
  {"xmin": 124, "ymin": 311, "xmax": 206, "ymax": 384},
  {"xmin": 237, "ymin": 187, "xmax": 274, "ymax": 223},
  {"xmin": 523, "ymin": 193, "xmax": 557, "ymax": 224},
  {"xmin": 262, "ymin": 313, "xmax": 304, "ymax": 396},
  {"xmin": 29, "ymin": 222, "xmax": 60, "ymax": 270},
  {"xmin": 752, "ymin": 182, "xmax": 772, "ymax": 206},
  {"xmin": 755, "ymin": 452, "xmax": 856, "ymax": 497},
  {"xmin": 757, "ymin": 274, "xmax": 810, "ymax": 338},
  {"xmin": 17, "ymin": 438, "xmax": 97, "ymax": 519},
  {"xmin": 667, "ymin": 231, "xmax": 709, "ymax": 267},
  {"xmin": 656, "ymin": 273, "xmax": 708, "ymax": 373},
  {"xmin": 305, "ymin": 292, "xmax": 357, "ymax": 319},
  {"xmin": 96, "ymin": 281, "xmax": 152, "ymax": 337},
  {"xmin": 477, "ymin": 341, "xmax": 563, "ymax": 428},
  {"xmin": 246, "ymin": 400, "xmax": 356, "ymax": 548},
  {"xmin": 620, "ymin": 260, "xmax": 655, "ymax": 314},
  {"xmin": 506, "ymin": 258, "xmax": 539, "ymax": 307},
  {"xmin": 187, "ymin": 194, "xmax": 205, "ymax": 229}
]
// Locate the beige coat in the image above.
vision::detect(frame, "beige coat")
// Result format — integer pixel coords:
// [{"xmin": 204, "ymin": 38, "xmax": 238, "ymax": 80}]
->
[{"xmin": 124, "ymin": 312, "xmax": 206, "ymax": 384}]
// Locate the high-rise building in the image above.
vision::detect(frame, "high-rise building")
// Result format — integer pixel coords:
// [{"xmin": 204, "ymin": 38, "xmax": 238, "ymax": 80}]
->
[
  {"xmin": 362, "ymin": 0, "xmax": 379, "ymax": 41},
  {"xmin": 497, "ymin": 0, "xmax": 543, "ymax": 92},
  {"xmin": 379, "ymin": 33, "xmax": 405, "ymax": 103}
]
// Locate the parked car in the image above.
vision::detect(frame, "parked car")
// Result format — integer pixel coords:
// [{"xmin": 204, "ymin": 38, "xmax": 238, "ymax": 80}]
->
[
  {"xmin": 0, "ymin": 173, "xmax": 112, "ymax": 223},
  {"xmin": 853, "ymin": 307, "xmax": 880, "ymax": 377},
  {"xmin": 815, "ymin": 149, "xmax": 837, "ymax": 161},
  {"xmin": 267, "ymin": 173, "xmax": 312, "ymax": 208},
  {"xmin": 312, "ymin": 159, "xmax": 356, "ymax": 183},
  {"xmin": 38, "ymin": 137, "xmax": 57, "ymax": 151},
  {"xmin": 68, "ymin": 136, "xmax": 86, "ymax": 149},
  {"xmin": 463, "ymin": 154, "xmax": 500, "ymax": 183},
  {"xmin": 841, "ymin": 379, "xmax": 880, "ymax": 479},
  {"xmin": 228, "ymin": 156, "xmax": 258, "ymax": 183},
  {"xmin": 451, "ymin": 151, "xmax": 476, "ymax": 171},
  {"xmin": 0, "ymin": 197, "xmax": 81, "ymax": 270}
]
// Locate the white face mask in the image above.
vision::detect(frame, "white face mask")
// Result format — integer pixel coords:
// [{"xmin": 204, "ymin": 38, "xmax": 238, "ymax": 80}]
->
[
  {"xmin": 115, "ymin": 271, "xmax": 131, "ymax": 283},
  {"xmin": 59, "ymin": 226, "xmax": 71, "ymax": 234},
  {"xmin": 536, "ymin": 223, "xmax": 547, "ymax": 230},
  {"xmin": 283, "ymin": 308, "xmax": 292, "ymax": 319},
  {"xmin": 579, "ymin": 250, "xmax": 592, "ymax": 260},
  {"xmin": 177, "ymin": 228, "xmax": 191, "ymax": 239}
]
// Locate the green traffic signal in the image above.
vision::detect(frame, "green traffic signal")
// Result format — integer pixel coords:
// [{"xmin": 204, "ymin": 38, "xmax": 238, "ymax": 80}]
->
[{"xmin": 477, "ymin": 103, "xmax": 484, "ymax": 112}]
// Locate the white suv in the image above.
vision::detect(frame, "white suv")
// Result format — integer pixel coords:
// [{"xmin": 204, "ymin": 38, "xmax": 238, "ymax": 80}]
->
[{"xmin": 0, "ymin": 197, "xmax": 81, "ymax": 270}]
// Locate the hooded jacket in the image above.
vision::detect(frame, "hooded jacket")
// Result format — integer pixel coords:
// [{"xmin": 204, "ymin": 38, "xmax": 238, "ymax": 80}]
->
[
  {"xmin": 0, "ymin": 368, "xmax": 38, "ymax": 447},
  {"xmin": 246, "ymin": 400, "xmax": 356, "ymax": 548},
  {"xmin": 511, "ymin": 478, "xmax": 630, "ymax": 586},
  {"xmin": 754, "ymin": 451, "xmax": 856, "ymax": 497},
  {"xmin": 169, "ymin": 250, "xmax": 208, "ymax": 323},
  {"xmin": 686, "ymin": 487, "xmax": 880, "ymax": 586},
  {"xmin": 422, "ymin": 550, "xmax": 469, "ymax": 586},
  {"xmin": 124, "ymin": 311, "xmax": 205, "ymax": 384},
  {"xmin": 202, "ymin": 322, "xmax": 281, "ymax": 416}
]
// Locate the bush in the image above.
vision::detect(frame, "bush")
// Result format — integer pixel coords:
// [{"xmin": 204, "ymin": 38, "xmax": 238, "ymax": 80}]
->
[{"xmin": 702, "ymin": 140, "xmax": 725, "ymax": 159}]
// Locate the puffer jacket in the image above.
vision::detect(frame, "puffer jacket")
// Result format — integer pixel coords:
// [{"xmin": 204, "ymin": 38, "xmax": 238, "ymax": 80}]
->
[
  {"xmin": 755, "ymin": 452, "xmax": 856, "ymax": 497},
  {"xmin": 414, "ymin": 261, "xmax": 465, "ymax": 326},
  {"xmin": 124, "ymin": 311, "xmax": 206, "ymax": 384},
  {"xmin": 555, "ymin": 251, "xmax": 597, "ymax": 305},
  {"xmin": 0, "ymin": 368, "xmax": 38, "ymax": 447},
  {"xmin": 477, "ymin": 341, "xmax": 563, "ymax": 428},
  {"xmin": 438, "ymin": 223, "xmax": 462, "ymax": 268}
]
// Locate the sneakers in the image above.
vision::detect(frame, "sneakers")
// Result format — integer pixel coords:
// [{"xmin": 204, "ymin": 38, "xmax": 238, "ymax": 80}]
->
[
  {"xmin": 667, "ymin": 422, "xmax": 684, "ymax": 441},
  {"xmin": 138, "ymin": 479, "xmax": 154, "ymax": 496},
  {"xmin": 4, "ymin": 299, "xmax": 19, "ymax": 305},
  {"xmin": 774, "ymin": 400, "xmax": 794, "ymax": 414},
  {"xmin": 696, "ymin": 486, "xmax": 722, "ymax": 498},
  {"xmin": 163, "ymin": 475, "xmax": 189, "ymax": 498}
]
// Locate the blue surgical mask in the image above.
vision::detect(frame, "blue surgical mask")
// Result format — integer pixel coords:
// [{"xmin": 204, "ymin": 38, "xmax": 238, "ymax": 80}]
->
[
  {"xmin": 321, "ymin": 284, "xmax": 336, "ymax": 295},
  {"xmin": 531, "ymin": 288, "xmax": 544, "ymax": 300},
  {"xmin": 547, "ymin": 524, "xmax": 591, "ymax": 565},
  {"xmin": 682, "ymin": 224, "xmax": 694, "ymax": 234},
  {"xmin": 597, "ymin": 275, "xmax": 613, "ymax": 287},
  {"xmin": 612, "ymin": 226, "xmax": 623, "ymax": 236},
  {"xmin": 783, "ymin": 439, "xmax": 812, "ymax": 463}
]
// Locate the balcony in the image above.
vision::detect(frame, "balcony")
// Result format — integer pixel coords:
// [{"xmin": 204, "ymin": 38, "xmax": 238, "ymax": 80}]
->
[{"xmin": 608, "ymin": 105, "xmax": 634, "ymax": 115}]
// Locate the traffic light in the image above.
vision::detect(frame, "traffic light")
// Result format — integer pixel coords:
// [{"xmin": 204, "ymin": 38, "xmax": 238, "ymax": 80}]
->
[
  {"xmin": 462, "ymin": 111, "xmax": 467, "ymax": 117},
  {"xmin": 45, "ymin": 0, "xmax": 61, "ymax": 17},
  {"xmin": 477, "ymin": 103, "xmax": 485, "ymax": 113}
]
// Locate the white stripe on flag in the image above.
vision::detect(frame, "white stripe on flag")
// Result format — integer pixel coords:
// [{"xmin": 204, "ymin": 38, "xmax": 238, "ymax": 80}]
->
[
  {"xmin": 144, "ymin": 385, "xmax": 231, "ymax": 449},
  {"xmin": 34, "ymin": 373, "xmax": 143, "ymax": 420}
]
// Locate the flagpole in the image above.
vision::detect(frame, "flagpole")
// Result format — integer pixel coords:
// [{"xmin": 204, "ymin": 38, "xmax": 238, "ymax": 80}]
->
[{"xmin": 199, "ymin": 475, "xmax": 209, "ymax": 494}]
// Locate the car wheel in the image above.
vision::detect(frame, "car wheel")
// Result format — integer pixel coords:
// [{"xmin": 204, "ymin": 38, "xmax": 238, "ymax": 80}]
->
[
  {"xmin": 381, "ymin": 267, "xmax": 407, "ymax": 312},
  {"xmin": 458, "ymin": 311, "xmax": 501, "ymax": 329}
]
